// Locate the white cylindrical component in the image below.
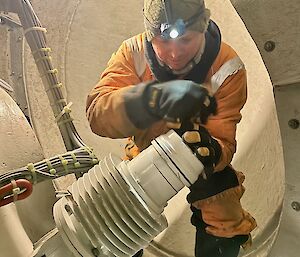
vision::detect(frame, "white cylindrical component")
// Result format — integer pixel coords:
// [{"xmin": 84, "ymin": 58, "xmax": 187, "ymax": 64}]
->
[
  {"xmin": 125, "ymin": 130, "xmax": 204, "ymax": 214},
  {"xmin": 53, "ymin": 131, "xmax": 203, "ymax": 257}
]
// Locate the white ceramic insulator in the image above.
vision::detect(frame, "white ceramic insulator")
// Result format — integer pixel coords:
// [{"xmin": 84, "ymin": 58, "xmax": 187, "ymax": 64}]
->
[{"xmin": 53, "ymin": 130, "xmax": 203, "ymax": 257}]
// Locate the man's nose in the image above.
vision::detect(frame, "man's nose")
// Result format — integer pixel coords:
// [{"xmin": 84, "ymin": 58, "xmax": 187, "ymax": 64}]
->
[{"xmin": 169, "ymin": 41, "xmax": 183, "ymax": 58}]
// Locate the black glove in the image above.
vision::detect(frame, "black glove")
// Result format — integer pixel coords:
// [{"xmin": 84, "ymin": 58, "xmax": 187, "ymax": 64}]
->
[
  {"xmin": 145, "ymin": 80, "xmax": 217, "ymax": 124},
  {"xmin": 182, "ymin": 126, "xmax": 222, "ymax": 179},
  {"xmin": 123, "ymin": 80, "xmax": 217, "ymax": 129}
]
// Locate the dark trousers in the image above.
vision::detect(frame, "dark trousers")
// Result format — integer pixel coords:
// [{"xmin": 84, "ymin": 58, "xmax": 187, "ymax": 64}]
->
[
  {"xmin": 195, "ymin": 228, "xmax": 246, "ymax": 257},
  {"xmin": 192, "ymin": 207, "xmax": 248, "ymax": 257}
]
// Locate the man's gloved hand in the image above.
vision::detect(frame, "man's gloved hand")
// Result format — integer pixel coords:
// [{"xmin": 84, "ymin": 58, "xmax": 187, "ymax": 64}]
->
[
  {"xmin": 182, "ymin": 126, "xmax": 222, "ymax": 179},
  {"xmin": 144, "ymin": 80, "xmax": 217, "ymax": 124}
]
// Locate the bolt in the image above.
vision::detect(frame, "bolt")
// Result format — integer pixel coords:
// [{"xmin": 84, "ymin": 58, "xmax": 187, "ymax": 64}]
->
[
  {"xmin": 291, "ymin": 201, "xmax": 300, "ymax": 211},
  {"xmin": 288, "ymin": 119, "xmax": 299, "ymax": 129},
  {"xmin": 64, "ymin": 204, "xmax": 73, "ymax": 215},
  {"xmin": 10, "ymin": 72, "xmax": 15, "ymax": 76},
  {"xmin": 264, "ymin": 41, "xmax": 275, "ymax": 52},
  {"xmin": 17, "ymin": 36, "xmax": 22, "ymax": 42},
  {"xmin": 18, "ymin": 74, "xmax": 23, "ymax": 79},
  {"xmin": 92, "ymin": 248, "xmax": 100, "ymax": 257}
]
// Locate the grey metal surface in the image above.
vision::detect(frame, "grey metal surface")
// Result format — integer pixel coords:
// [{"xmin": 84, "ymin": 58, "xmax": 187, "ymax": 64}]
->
[
  {"xmin": 230, "ymin": 0, "xmax": 300, "ymax": 86},
  {"xmin": 268, "ymin": 83, "xmax": 300, "ymax": 257},
  {"xmin": 230, "ymin": 0, "xmax": 300, "ymax": 256}
]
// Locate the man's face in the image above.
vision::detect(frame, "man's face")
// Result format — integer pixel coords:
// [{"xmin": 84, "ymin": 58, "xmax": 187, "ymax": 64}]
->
[{"xmin": 151, "ymin": 30, "xmax": 205, "ymax": 71}]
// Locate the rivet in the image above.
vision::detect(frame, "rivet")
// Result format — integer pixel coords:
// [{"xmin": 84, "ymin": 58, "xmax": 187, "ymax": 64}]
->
[
  {"xmin": 264, "ymin": 41, "xmax": 275, "ymax": 52},
  {"xmin": 291, "ymin": 201, "xmax": 300, "ymax": 211},
  {"xmin": 92, "ymin": 248, "xmax": 100, "ymax": 256},
  {"xmin": 64, "ymin": 204, "xmax": 73, "ymax": 215},
  {"xmin": 288, "ymin": 119, "xmax": 299, "ymax": 129}
]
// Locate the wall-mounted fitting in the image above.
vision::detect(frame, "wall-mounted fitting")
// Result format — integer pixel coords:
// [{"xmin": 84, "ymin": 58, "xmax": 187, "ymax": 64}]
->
[
  {"xmin": 288, "ymin": 119, "xmax": 299, "ymax": 129},
  {"xmin": 264, "ymin": 41, "xmax": 276, "ymax": 52},
  {"xmin": 64, "ymin": 204, "xmax": 73, "ymax": 215},
  {"xmin": 291, "ymin": 201, "xmax": 300, "ymax": 211}
]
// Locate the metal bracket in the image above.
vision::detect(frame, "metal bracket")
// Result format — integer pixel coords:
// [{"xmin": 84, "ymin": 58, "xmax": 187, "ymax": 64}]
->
[{"xmin": 0, "ymin": 14, "xmax": 29, "ymax": 118}]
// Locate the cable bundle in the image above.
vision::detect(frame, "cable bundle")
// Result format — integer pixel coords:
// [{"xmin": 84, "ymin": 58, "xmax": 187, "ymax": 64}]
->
[
  {"xmin": 0, "ymin": 1, "xmax": 101, "ymax": 207},
  {"xmin": 0, "ymin": 147, "xmax": 98, "ymax": 187},
  {"xmin": 0, "ymin": 147, "xmax": 98, "ymax": 206},
  {"xmin": 17, "ymin": 0, "xmax": 85, "ymax": 150}
]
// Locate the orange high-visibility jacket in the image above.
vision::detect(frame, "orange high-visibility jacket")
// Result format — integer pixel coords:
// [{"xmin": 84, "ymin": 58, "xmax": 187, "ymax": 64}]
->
[{"xmin": 86, "ymin": 32, "xmax": 247, "ymax": 172}]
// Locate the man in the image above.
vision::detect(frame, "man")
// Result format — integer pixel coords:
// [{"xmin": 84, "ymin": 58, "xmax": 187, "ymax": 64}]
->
[{"xmin": 86, "ymin": 0, "xmax": 257, "ymax": 256}]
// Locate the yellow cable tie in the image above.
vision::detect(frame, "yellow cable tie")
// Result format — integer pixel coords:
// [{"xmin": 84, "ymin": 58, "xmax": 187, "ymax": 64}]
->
[
  {"xmin": 24, "ymin": 26, "xmax": 47, "ymax": 35},
  {"xmin": 55, "ymin": 102, "xmax": 73, "ymax": 123},
  {"xmin": 27, "ymin": 163, "xmax": 37, "ymax": 184},
  {"xmin": 70, "ymin": 152, "xmax": 81, "ymax": 168},
  {"xmin": 50, "ymin": 169, "xmax": 57, "ymax": 175},
  {"xmin": 41, "ymin": 68, "xmax": 58, "ymax": 78},
  {"xmin": 46, "ymin": 159, "xmax": 56, "ymax": 175},
  {"xmin": 92, "ymin": 158, "xmax": 99, "ymax": 164},
  {"xmin": 84, "ymin": 146, "xmax": 98, "ymax": 161},
  {"xmin": 47, "ymin": 69, "xmax": 58, "ymax": 75},
  {"xmin": 58, "ymin": 155, "xmax": 69, "ymax": 173},
  {"xmin": 32, "ymin": 47, "xmax": 52, "ymax": 56},
  {"xmin": 83, "ymin": 147, "xmax": 98, "ymax": 164},
  {"xmin": 53, "ymin": 83, "xmax": 63, "ymax": 89},
  {"xmin": 74, "ymin": 162, "xmax": 81, "ymax": 168},
  {"xmin": 45, "ymin": 159, "xmax": 53, "ymax": 169},
  {"xmin": 84, "ymin": 146, "xmax": 94, "ymax": 155},
  {"xmin": 11, "ymin": 179, "xmax": 20, "ymax": 202}
]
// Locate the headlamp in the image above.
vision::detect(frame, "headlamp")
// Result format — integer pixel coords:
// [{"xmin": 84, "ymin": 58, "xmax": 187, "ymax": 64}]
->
[
  {"xmin": 160, "ymin": 19, "xmax": 186, "ymax": 39},
  {"xmin": 159, "ymin": 0, "xmax": 204, "ymax": 40}
]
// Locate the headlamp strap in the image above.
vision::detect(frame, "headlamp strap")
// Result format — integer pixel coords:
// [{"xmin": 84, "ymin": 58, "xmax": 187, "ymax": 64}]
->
[{"xmin": 162, "ymin": 0, "xmax": 173, "ymax": 24}]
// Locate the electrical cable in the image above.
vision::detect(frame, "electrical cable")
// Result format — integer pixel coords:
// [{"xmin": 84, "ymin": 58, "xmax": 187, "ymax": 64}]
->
[
  {"xmin": 0, "ymin": 147, "xmax": 99, "ymax": 189},
  {"xmin": 0, "ymin": 1, "xmax": 101, "ymax": 205},
  {"xmin": 0, "ymin": 179, "xmax": 33, "ymax": 207},
  {"xmin": 16, "ymin": 0, "xmax": 86, "ymax": 151}
]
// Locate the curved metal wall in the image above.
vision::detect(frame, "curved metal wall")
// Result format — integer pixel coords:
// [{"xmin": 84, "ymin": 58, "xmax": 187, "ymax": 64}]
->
[{"xmin": 0, "ymin": 0, "xmax": 298, "ymax": 256}]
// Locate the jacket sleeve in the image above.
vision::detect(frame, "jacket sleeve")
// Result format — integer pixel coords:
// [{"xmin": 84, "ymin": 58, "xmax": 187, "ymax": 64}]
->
[
  {"xmin": 86, "ymin": 41, "xmax": 148, "ymax": 138},
  {"xmin": 205, "ymin": 68, "xmax": 247, "ymax": 172}
]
